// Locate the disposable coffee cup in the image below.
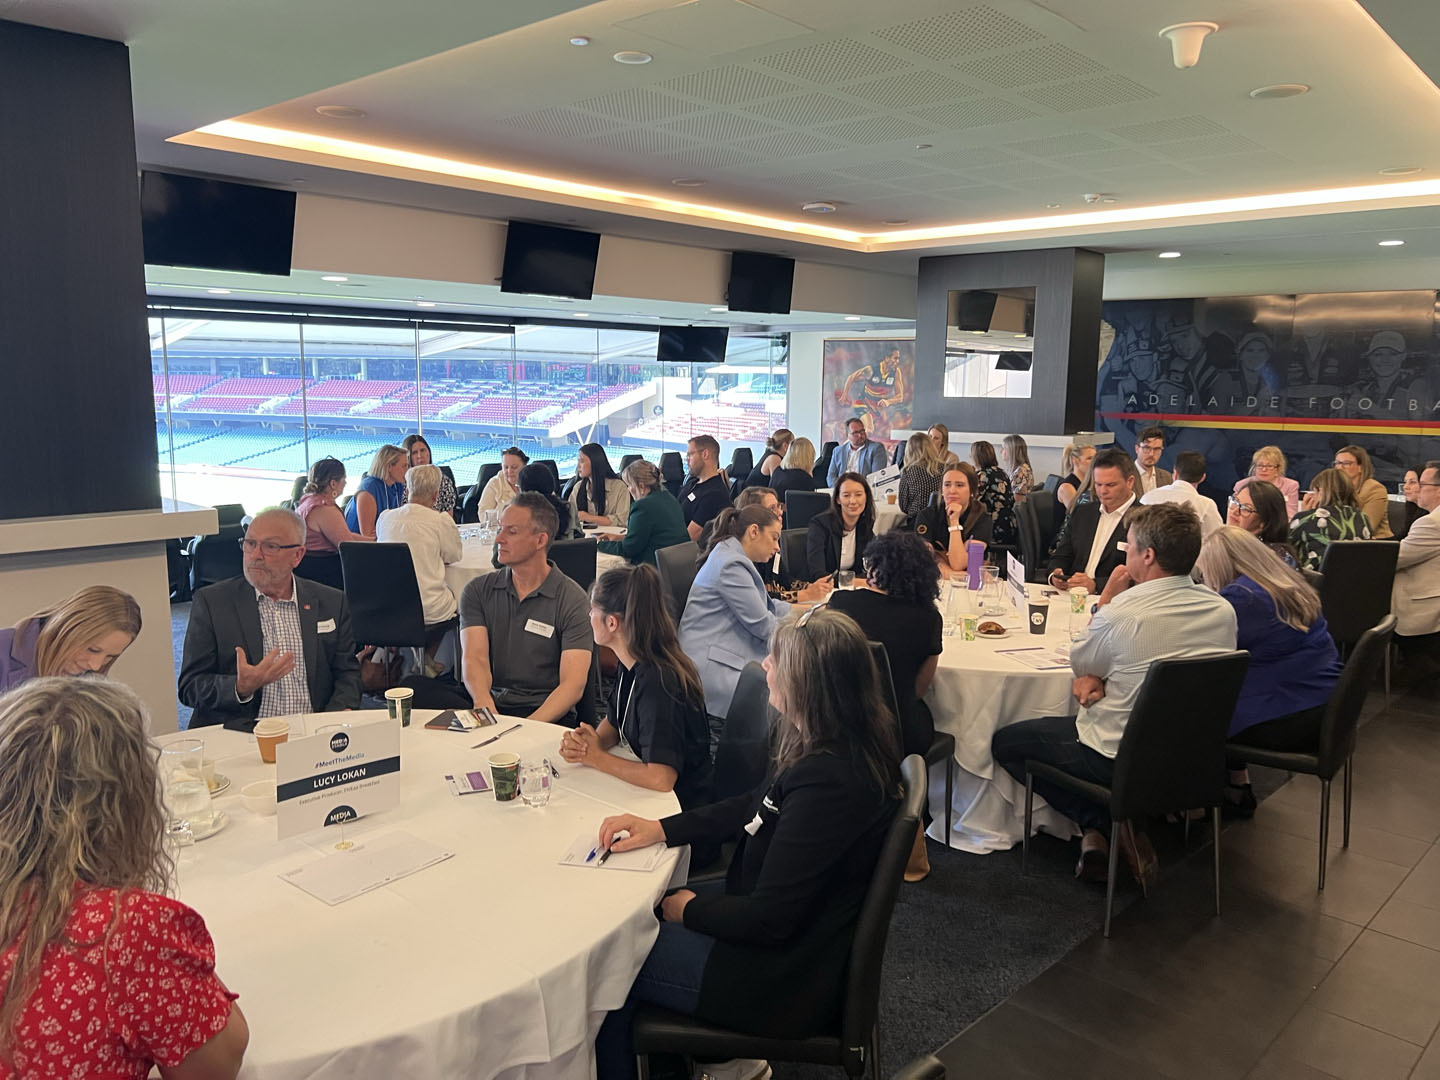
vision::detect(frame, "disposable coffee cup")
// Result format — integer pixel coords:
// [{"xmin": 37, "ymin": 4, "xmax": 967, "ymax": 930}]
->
[
  {"xmin": 1069, "ymin": 587, "xmax": 1088, "ymax": 614},
  {"xmin": 385, "ymin": 686, "xmax": 414, "ymax": 727},
  {"xmin": 489, "ymin": 752, "xmax": 521, "ymax": 802},
  {"xmin": 886, "ymin": 491, "xmax": 897, "ymax": 505},
  {"xmin": 1028, "ymin": 602, "xmax": 1049, "ymax": 635},
  {"xmin": 253, "ymin": 717, "xmax": 290, "ymax": 764},
  {"xmin": 961, "ymin": 614, "xmax": 979, "ymax": 642}
]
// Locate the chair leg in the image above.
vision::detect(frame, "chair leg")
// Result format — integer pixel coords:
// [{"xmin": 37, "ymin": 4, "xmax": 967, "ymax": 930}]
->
[
  {"xmin": 1384, "ymin": 642, "xmax": 1391, "ymax": 711},
  {"xmin": 944, "ymin": 758, "xmax": 953, "ymax": 846},
  {"xmin": 1342, "ymin": 757, "xmax": 1353, "ymax": 849},
  {"xmin": 869, "ymin": 1023, "xmax": 881, "ymax": 1080},
  {"xmin": 1103, "ymin": 821, "xmax": 1120, "ymax": 938},
  {"xmin": 1183, "ymin": 810, "xmax": 1191, "ymax": 848},
  {"xmin": 1318, "ymin": 778, "xmax": 1332, "ymax": 891},
  {"xmin": 635, "ymin": 1054, "xmax": 650, "ymax": 1080},
  {"xmin": 1212, "ymin": 805, "xmax": 1222, "ymax": 917},
  {"xmin": 1022, "ymin": 771, "xmax": 1034, "ymax": 874}
]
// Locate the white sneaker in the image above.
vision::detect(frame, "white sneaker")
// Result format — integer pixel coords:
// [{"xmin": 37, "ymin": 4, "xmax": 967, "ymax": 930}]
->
[{"xmin": 693, "ymin": 1060, "xmax": 771, "ymax": 1080}]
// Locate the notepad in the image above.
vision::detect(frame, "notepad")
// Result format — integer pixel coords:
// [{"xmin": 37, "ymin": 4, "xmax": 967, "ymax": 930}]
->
[
  {"xmin": 279, "ymin": 831, "xmax": 454, "ymax": 905},
  {"xmin": 559, "ymin": 834, "xmax": 667, "ymax": 873}
]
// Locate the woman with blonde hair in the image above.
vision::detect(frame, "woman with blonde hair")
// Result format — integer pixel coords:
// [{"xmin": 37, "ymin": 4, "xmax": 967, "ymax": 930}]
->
[
  {"xmin": 1195, "ymin": 526, "xmax": 1342, "ymax": 817},
  {"xmin": 769, "ymin": 435, "xmax": 818, "ymax": 510},
  {"xmin": 1056, "ymin": 443, "xmax": 1096, "ymax": 514},
  {"xmin": 898, "ymin": 431, "xmax": 945, "ymax": 515},
  {"xmin": 0, "ymin": 585, "xmax": 141, "ymax": 693},
  {"xmin": 1233, "ymin": 445, "xmax": 1299, "ymax": 519},
  {"xmin": 927, "ymin": 423, "xmax": 960, "ymax": 466},
  {"xmin": 743, "ymin": 427, "xmax": 794, "ymax": 489},
  {"xmin": 344, "ymin": 443, "xmax": 408, "ymax": 537},
  {"xmin": 1289, "ymin": 467, "xmax": 1372, "ymax": 571},
  {"xmin": 1332, "ymin": 444, "xmax": 1393, "ymax": 538},
  {"xmin": 1002, "ymin": 434, "xmax": 1034, "ymax": 504},
  {"xmin": 0, "ymin": 679, "xmax": 248, "ymax": 1075}
]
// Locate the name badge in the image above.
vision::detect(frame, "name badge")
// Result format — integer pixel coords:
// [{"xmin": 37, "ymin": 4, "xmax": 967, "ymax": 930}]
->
[
  {"xmin": 744, "ymin": 812, "xmax": 763, "ymax": 836},
  {"xmin": 687, "ymin": 492, "xmax": 696, "ymax": 501},
  {"xmin": 1116, "ymin": 541, "xmax": 1128, "ymax": 551},
  {"xmin": 525, "ymin": 618, "xmax": 555, "ymax": 638},
  {"xmin": 316, "ymin": 618, "xmax": 336, "ymax": 633}
]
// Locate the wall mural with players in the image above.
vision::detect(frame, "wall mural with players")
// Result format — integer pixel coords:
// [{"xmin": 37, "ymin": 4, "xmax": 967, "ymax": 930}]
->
[
  {"xmin": 821, "ymin": 338, "xmax": 915, "ymax": 449},
  {"xmin": 1096, "ymin": 290, "xmax": 1440, "ymax": 492}
]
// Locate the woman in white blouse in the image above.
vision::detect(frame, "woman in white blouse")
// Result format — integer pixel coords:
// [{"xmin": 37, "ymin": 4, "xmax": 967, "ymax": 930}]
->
[{"xmin": 477, "ymin": 446, "xmax": 528, "ymax": 515}]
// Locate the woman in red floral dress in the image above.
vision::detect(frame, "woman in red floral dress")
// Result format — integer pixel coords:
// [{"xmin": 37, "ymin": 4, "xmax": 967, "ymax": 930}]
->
[{"xmin": 0, "ymin": 678, "xmax": 248, "ymax": 1079}]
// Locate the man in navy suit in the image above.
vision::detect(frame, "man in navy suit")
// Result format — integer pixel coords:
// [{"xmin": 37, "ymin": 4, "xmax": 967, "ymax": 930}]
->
[{"xmin": 1047, "ymin": 449, "xmax": 1138, "ymax": 594}]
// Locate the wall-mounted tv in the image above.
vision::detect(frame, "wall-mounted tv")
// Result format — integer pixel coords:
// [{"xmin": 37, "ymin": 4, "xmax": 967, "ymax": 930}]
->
[
  {"xmin": 657, "ymin": 326, "xmax": 729, "ymax": 365},
  {"xmin": 500, "ymin": 221, "xmax": 601, "ymax": 300},
  {"xmin": 140, "ymin": 171, "xmax": 296, "ymax": 276},
  {"xmin": 727, "ymin": 251, "xmax": 794, "ymax": 314}
]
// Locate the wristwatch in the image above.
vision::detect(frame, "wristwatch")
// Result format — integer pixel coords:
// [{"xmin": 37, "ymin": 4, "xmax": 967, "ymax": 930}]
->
[{"xmin": 948, "ymin": 525, "xmax": 963, "ymax": 533}]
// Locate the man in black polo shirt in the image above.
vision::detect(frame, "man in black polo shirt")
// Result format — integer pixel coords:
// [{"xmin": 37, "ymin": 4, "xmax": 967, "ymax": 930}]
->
[
  {"xmin": 680, "ymin": 434, "xmax": 731, "ymax": 541},
  {"xmin": 458, "ymin": 492, "xmax": 593, "ymax": 723}
]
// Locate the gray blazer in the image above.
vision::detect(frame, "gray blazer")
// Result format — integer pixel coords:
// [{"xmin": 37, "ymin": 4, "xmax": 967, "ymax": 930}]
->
[
  {"xmin": 178, "ymin": 575, "xmax": 361, "ymax": 730},
  {"xmin": 677, "ymin": 537, "xmax": 790, "ymax": 718}
]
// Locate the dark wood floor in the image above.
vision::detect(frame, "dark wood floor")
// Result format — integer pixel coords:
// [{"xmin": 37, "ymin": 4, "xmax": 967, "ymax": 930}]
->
[{"xmin": 937, "ymin": 687, "xmax": 1440, "ymax": 1080}]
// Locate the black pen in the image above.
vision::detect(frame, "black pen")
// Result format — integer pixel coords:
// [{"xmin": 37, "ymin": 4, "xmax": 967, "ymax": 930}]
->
[{"xmin": 596, "ymin": 846, "xmax": 614, "ymax": 866}]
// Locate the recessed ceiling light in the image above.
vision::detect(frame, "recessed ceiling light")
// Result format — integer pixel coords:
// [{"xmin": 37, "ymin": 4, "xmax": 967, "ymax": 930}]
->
[
  {"xmin": 206, "ymin": 288, "xmax": 231, "ymax": 294},
  {"xmin": 574, "ymin": 312, "xmax": 591, "ymax": 317},
  {"xmin": 1379, "ymin": 166, "xmax": 1423, "ymax": 176},
  {"xmin": 415, "ymin": 300, "xmax": 437, "ymax": 307},
  {"xmin": 1248, "ymin": 83, "xmax": 1309, "ymax": 100},
  {"xmin": 613, "ymin": 50, "xmax": 652, "ymax": 64},
  {"xmin": 291, "ymin": 178, "xmax": 307, "ymax": 185},
  {"xmin": 882, "ymin": 218, "xmax": 910, "ymax": 225},
  {"xmin": 570, "ymin": 36, "xmax": 591, "ymax": 46},
  {"xmin": 1101, "ymin": 197, "xmax": 1117, "ymax": 204},
  {"xmin": 1045, "ymin": 203, "xmax": 1061, "ymax": 209},
  {"xmin": 671, "ymin": 178, "xmax": 707, "ymax": 187},
  {"xmin": 914, "ymin": 144, "xmax": 932, "ymax": 150},
  {"xmin": 710, "ymin": 306, "xmax": 728, "ymax": 312},
  {"xmin": 321, "ymin": 275, "xmax": 348, "ymax": 282},
  {"xmin": 844, "ymin": 316, "xmax": 863, "ymax": 321},
  {"xmin": 1157, "ymin": 251, "xmax": 1182, "ymax": 259},
  {"xmin": 1014, "ymin": 334, "xmax": 1027, "ymax": 338},
  {"xmin": 801, "ymin": 201, "xmax": 836, "ymax": 213},
  {"xmin": 1378, "ymin": 239, "xmax": 1406, "ymax": 246},
  {"xmin": 315, "ymin": 105, "xmax": 366, "ymax": 120}
]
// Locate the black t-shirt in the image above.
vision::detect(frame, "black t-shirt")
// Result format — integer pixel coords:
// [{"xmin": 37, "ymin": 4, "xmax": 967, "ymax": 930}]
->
[
  {"xmin": 611, "ymin": 659, "xmax": 713, "ymax": 810},
  {"xmin": 679, "ymin": 473, "xmax": 731, "ymax": 529},
  {"xmin": 827, "ymin": 588, "xmax": 942, "ymax": 758}
]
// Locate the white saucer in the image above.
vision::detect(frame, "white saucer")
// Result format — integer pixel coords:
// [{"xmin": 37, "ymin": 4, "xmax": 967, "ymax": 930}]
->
[
  {"xmin": 192, "ymin": 810, "xmax": 229, "ymax": 841},
  {"xmin": 976, "ymin": 629, "xmax": 1011, "ymax": 640}
]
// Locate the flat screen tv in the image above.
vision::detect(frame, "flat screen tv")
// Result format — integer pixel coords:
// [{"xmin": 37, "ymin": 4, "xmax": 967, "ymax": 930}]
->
[
  {"xmin": 140, "ymin": 171, "xmax": 295, "ymax": 276},
  {"xmin": 727, "ymin": 251, "xmax": 794, "ymax": 314},
  {"xmin": 500, "ymin": 221, "xmax": 601, "ymax": 300},
  {"xmin": 657, "ymin": 326, "xmax": 729, "ymax": 365}
]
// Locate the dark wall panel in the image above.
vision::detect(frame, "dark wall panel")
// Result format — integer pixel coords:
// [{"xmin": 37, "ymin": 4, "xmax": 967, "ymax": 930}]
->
[{"xmin": 0, "ymin": 20, "xmax": 158, "ymax": 520}]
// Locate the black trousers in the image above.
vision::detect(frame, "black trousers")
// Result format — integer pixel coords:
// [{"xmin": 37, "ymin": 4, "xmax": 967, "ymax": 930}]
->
[
  {"xmin": 1226, "ymin": 703, "xmax": 1325, "ymax": 769},
  {"xmin": 992, "ymin": 715, "xmax": 1115, "ymax": 833}
]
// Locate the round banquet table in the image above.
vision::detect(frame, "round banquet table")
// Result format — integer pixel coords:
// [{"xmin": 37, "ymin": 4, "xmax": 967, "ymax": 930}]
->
[
  {"xmin": 873, "ymin": 502, "xmax": 905, "ymax": 534},
  {"xmin": 923, "ymin": 585, "xmax": 1083, "ymax": 854},
  {"xmin": 159, "ymin": 711, "xmax": 685, "ymax": 1080},
  {"xmin": 446, "ymin": 529, "xmax": 628, "ymax": 597}
]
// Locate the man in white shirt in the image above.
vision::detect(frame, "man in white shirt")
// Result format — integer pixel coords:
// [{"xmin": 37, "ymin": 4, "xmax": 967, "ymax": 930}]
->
[
  {"xmin": 1133, "ymin": 425, "xmax": 1172, "ymax": 494},
  {"xmin": 1392, "ymin": 459, "xmax": 1440, "ymax": 681},
  {"xmin": 995, "ymin": 502, "xmax": 1237, "ymax": 884},
  {"xmin": 376, "ymin": 465, "xmax": 464, "ymax": 625},
  {"xmin": 1140, "ymin": 450, "xmax": 1222, "ymax": 538},
  {"xmin": 1046, "ymin": 449, "xmax": 1137, "ymax": 593}
]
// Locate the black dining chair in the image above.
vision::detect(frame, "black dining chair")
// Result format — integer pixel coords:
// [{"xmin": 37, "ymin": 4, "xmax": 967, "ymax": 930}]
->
[
  {"xmin": 659, "ymin": 452, "xmax": 685, "ymax": 497},
  {"xmin": 213, "ymin": 503, "xmax": 247, "ymax": 528},
  {"xmin": 712, "ymin": 661, "xmax": 775, "ymax": 802},
  {"xmin": 1318, "ymin": 540, "xmax": 1398, "ymax": 704},
  {"xmin": 1042, "ymin": 473, "xmax": 1062, "ymax": 494},
  {"xmin": 533, "ymin": 458, "xmax": 560, "ymax": 485},
  {"xmin": 780, "ymin": 528, "xmax": 808, "ymax": 584},
  {"xmin": 1014, "ymin": 500, "xmax": 1044, "ymax": 583},
  {"xmin": 339, "ymin": 543, "xmax": 459, "ymax": 665},
  {"xmin": 632, "ymin": 754, "xmax": 927, "ymax": 1080},
  {"xmin": 476, "ymin": 461, "xmax": 502, "ymax": 492},
  {"xmin": 187, "ymin": 525, "xmax": 245, "ymax": 593},
  {"xmin": 890, "ymin": 1055, "xmax": 945, "ymax": 1080},
  {"xmin": 1226, "ymin": 615, "xmax": 1395, "ymax": 890},
  {"xmin": 785, "ymin": 490, "xmax": 831, "ymax": 531},
  {"xmin": 813, "ymin": 441, "xmax": 839, "ymax": 485},
  {"xmin": 730, "ymin": 446, "xmax": 753, "ymax": 480},
  {"xmin": 619, "ymin": 453, "xmax": 643, "ymax": 473},
  {"xmin": 549, "ymin": 537, "xmax": 598, "ymax": 593},
  {"xmin": 655, "ymin": 541, "xmax": 700, "ymax": 619},
  {"xmin": 870, "ymin": 642, "xmax": 954, "ymax": 845},
  {"xmin": 1023, "ymin": 651, "xmax": 1250, "ymax": 936}
]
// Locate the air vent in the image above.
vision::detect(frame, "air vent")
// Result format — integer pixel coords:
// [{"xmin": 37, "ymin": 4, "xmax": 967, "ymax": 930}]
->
[
  {"xmin": 967, "ymin": 161, "xmax": 1061, "ymax": 182},
  {"xmin": 657, "ymin": 112, "xmax": 786, "ymax": 144},
  {"xmin": 1108, "ymin": 115, "xmax": 1226, "ymax": 143},
  {"xmin": 873, "ymin": 6, "xmax": 1043, "ymax": 60},
  {"xmin": 835, "ymin": 160, "xmax": 942, "ymax": 182},
  {"xmin": 1006, "ymin": 132, "xmax": 1116, "ymax": 157},
  {"xmin": 755, "ymin": 38, "xmax": 905, "ymax": 84},
  {"xmin": 585, "ymin": 128, "xmax": 700, "ymax": 155},
  {"xmin": 841, "ymin": 70, "xmax": 979, "ymax": 108},
  {"xmin": 731, "ymin": 130, "xmax": 843, "ymax": 160},
  {"xmin": 1154, "ymin": 133, "xmax": 1269, "ymax": 159},
  {"xmin": 1019, "ymin": 74, "xmax": 1156, "ymax": 112},
  {"xmin": 504, "ymin": 106, "xmax": 618, "ymax": 139},
  {"xmin": 574, "ymin": 87, "xmax": 698, "ymax": 124},
  {"xmin": 816, "ymin": 115, "xmax": 935, "ymax": 145},
  {"xmin": 659, "ymin": 65, "xmax": 801, "ymax": 105},
  {"xmin": 907, "ymin": 97, "xmax": 1035, "ymax": 129},
  {"xmin": 661, "ymin": 144, "xmax": 769, "ymax": 171},
  {"xmin": 961, "ymin": 44, "xmax": 1104, "ymax": 88},
  {"xmin": 743, "ymin": 92, "xmax": 872, "ymax": 127}
]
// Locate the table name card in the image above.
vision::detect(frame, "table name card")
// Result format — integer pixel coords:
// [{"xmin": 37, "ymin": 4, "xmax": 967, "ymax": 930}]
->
[
  {"xmin": 1006, "ymin": 552, "xmax": 1027, "ymax": 613},
  {"xmin": 275, "ymin": 721, "xmax": 402, "ymax": 840}
]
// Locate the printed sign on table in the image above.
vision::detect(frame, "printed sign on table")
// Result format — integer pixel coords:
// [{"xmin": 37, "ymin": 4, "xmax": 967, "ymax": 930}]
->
[
  {"xmin": 1007, "ymin": 551, "xmax": 1027, "ymax": 613},
  {"xmin": 275, "ymin": 722, "xmax": 402, "ymax": 841}
]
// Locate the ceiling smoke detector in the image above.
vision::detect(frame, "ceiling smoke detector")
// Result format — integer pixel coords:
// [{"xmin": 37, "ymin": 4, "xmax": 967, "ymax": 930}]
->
[
  {"xmin": 1249, "ymin": 83, "xmax": 1309, "ymax": 100},
  {"xmin": 1158, "ymin": 21, "xmax": 1218, "ymax": 69},
  {"xmin": 801, "ymin": 201, "xmax": 837, "ymax": 213},
  {"xmin": 315, "ymin": 105, "xmax": 366, "ymax": 120},
  {"xmin": 613, "ymin": 50, "xmax": 653, "ymax": 64}
]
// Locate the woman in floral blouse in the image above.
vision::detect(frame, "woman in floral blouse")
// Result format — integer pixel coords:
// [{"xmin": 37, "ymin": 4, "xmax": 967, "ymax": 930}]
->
[
  {"xmin": 971, "ymin": 440, "xmax": 1018, "ymax": 545},
  {"xmin": 1288, "ymin": 467, "xmax": 1373, "ymax": 572},
  {"xmin": 0, "ymin": 679, "xmax": 247, "ymax": 1079},
  {"xmin": 1002, "ymin": 434, "xmax": 1034, "ymax": 505}
]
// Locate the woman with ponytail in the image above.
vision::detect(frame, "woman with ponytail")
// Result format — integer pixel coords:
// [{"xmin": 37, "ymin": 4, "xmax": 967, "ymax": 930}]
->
[{"xmin": 559, "ymin": 565, "xmax": 713, "ymax": 808}]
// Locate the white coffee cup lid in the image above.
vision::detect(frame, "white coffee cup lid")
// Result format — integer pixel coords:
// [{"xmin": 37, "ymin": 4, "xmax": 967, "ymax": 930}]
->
[
  {"xmin": 385, "ymin": 687, "xmax": 415, "ymax": 700},
  {"xmin": 254, "ymin": 718, "xmax": 290, "ymax": 735}
]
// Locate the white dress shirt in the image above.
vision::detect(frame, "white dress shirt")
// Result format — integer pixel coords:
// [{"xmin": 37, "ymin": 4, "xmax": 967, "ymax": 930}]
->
[
  {"xmin": 1140, "ymin": 479, "xmax": 1223, "ymax": 538},
  {"xmin": 1084, "ymin": 495, "xmax": 1136, "ymax": 580},
  {"xmin": 1071, "ymin": 574, "xmax": 1237, "ymax": 757},
  {"xmin": 1137, "ymin": 467, "xmax": 1160, "ymax": 494},
  {"xmin": 839, "ymin": 527, "xmax": 856, "ymax": 572},
  {"xmin": 376, "ymin": 502, "xmax": 464, "ymax": 624}
]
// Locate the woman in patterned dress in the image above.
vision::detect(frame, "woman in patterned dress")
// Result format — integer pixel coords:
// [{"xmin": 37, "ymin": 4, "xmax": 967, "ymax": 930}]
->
[
  {"xmin": 1002, "ymin": 434, "xmax": 1034, "ymax": 505},
  {"xmin": 1288, "ymin": 467, "xmax": 1373, "ymax": 572},
  {"xmin": 971, "ymin": 440, "xmax": 1018, "ymax": 545}
]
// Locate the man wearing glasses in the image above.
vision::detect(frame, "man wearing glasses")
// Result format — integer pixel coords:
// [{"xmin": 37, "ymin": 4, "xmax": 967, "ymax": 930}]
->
[
  {"xmin": 1392, "ymin": 460, "xmax": 1440, "ymax": 684},
  {"xmin": 1132, "ymin": 426, "xmax": 1172, "ymax": 495},
  {"xmin": 179, "ymin": 508, "xmax": 360, "ymax": 729}
]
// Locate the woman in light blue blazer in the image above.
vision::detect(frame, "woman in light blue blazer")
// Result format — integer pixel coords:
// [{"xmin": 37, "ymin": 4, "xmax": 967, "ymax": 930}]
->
[{"xmin": 678, "ymin": 506, "xmax": 831, "ymax": 751}]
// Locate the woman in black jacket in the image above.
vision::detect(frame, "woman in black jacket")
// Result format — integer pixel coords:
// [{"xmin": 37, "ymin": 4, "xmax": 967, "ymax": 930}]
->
[
  {"xmin": 805, "ymin": 471, "xmax": 876, "ymax": 581},
  {"xmin": 907, "ymin": 462, "xmax": 993, "ymax": 577},
  {"xmin": 594, "ymin": 607, "xmax": 901, "ymax": 1079}
]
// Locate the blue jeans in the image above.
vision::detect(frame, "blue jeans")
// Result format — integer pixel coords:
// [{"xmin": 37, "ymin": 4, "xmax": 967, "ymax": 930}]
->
[
  {"xmin": 992, "ymin": 715, "xmax": 1115, "ymax": 833},
  {"xmin": 595, "ymin": 917, "xmax": 716, "ymax": 1080}
]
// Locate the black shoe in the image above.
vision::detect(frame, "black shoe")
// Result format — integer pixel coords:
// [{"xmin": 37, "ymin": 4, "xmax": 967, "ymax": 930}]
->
[{"xmin": 1221, "ymin": 784, "xmax": 1256, "ymax": 820}]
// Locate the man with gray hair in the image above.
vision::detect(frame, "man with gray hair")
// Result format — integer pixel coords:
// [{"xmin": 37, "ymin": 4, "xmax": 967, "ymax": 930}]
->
[
  {"xmin": 179, "ymin": 507, "xmax": 361, "ymax": 729},
  {"xmin": 376, "ymin": 464, "xmax": 464, "ymax": 626}
]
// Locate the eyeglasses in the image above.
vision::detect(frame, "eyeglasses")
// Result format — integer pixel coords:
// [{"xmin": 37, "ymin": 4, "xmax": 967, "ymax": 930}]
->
[
  {"xmin": 239, "ymin": 538, "xmax": 302, "ymax": 556},
  {"xmin": 1252, "ymin": 462, "xmax": 1279, "ymax": 471},
  {"xmin": 1419, "ymin": 481, "xmax": 1440, "ymax": 488},
  {"xmin": 1226, "ymin": 497, "xmax": 1257, "ymax": 516},
  {"xmin": 797, "ymin": 601, "xmax": 828, "ymax": 628}
]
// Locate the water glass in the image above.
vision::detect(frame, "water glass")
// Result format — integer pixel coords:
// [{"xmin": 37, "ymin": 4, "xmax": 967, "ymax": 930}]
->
[
  {"xmin": 1069, "ymin": 605, "xmax": 1092, "ymax": 643},
  {"xmin": 520, "ymin": 760, "xmax": 552, "ymax": 808},
  {"xmin": 836, "ymin": 570, "xmax": 856, "ymax": 590},
  {"xmin": 943, "ymin": 583, "xmax": 969, "ymax": 636},
  {"xmin": 161, "ymin": 738, "xmax": 214, "ymax": 842},
  {"xmin": 980, "ymin": 566, "xmax": 1005, "ymax": 616}
]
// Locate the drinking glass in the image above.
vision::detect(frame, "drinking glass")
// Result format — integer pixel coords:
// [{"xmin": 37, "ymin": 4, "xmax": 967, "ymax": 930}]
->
[
  {"xmin": 520, "ymin": 760, "xmax": 552, "ymax": 807},
  {"xmin": 836, "ymin": 570, "xmax": 855, "ymax": 590},
  {"xmin": 161, "ymin": 738, "xmax": 214, "ymax": 843},
  {"xmin": 1069, "ymin": 606, "xmax": 1092, "ymax": 643},
  {"xmin": 943, "ymin": 582, "xmax": 970, "ymax": 637},
  {"xmin": 980, "ymin": 566, "xmax": 1005, "ymax": 616}
]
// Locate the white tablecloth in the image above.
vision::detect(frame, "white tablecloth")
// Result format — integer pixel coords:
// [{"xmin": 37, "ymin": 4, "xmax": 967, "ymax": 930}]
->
[
  {"xmin": 873, "ymin": 503, "xmax": 905, "ymax": 534},
  {"xmin": 924, "ymin": 587, "xmax": 1083, "ymax": 853},
  {"xmin": 446, "ymin": 532, "xmax": 627, "ymax": 597},
  {"xmin": 162, "ymin": 712, "xmax": 684, "ymax": 1080}
]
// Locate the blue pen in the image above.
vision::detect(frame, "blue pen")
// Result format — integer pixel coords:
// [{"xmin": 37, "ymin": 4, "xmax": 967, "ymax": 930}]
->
[{"xmin": 585, "ymin": 846, "xmax": 600, "ymax": 863}]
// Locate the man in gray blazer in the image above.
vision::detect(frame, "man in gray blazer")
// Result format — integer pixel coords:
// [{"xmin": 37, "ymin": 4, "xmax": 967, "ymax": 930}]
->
[
  {"xmin": 179, "ymin": 508, "xmax": 361, "ymax": 730},
  {"xmin": 1393, "ymin": 459, "xmax": 1440, "ymax": 679}
]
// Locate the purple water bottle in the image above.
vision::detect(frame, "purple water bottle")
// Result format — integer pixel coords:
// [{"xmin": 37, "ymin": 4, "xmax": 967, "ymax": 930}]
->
[{"xmin": 966, "ymin": 539, "xmax": 986, "ymax": 590}]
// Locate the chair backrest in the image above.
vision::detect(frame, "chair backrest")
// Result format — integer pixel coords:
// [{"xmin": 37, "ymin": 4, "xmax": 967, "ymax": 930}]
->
[
  {"xmin": 1110, "ymin": 651, "xmax": 1250, "ymax": 820},
  {"xmin": 1301, "ymin": 567, "xmax": 1324, "ymax": 591},
  {"xmin": 534, "ymin": 459, "xmax": 560, "ymax": 485},
  {"xmin": 1014, "ymin": 499, "xmax": 1042, "ymax": 581},
  {"xmin": 1027, "ymin": 490, "xmax": 1057, "ymax": 552},
  {"xmin": 730, "ymin": 447, "xmax": 753, "ymax": 479},
  {"xmin": 1319, "ymin": 540, "xmax": 1399, "ymax": 646},
  {"xmin": 785, "ymin": 489, "xmax": 832, "ymax": 530},
  {"xmin": 289, "ymin": 475, "xmax": 307, "ymax": 503},
  {"xmin": 338, "ymin": 542, "xmax": 428, "ymax": 646},
  {"xmin": 659, "ymin": 452, "xmax": 684, "ymax": 496},
  {"xmin": 841, "ymin": 754, "xmax": 926, "ymax": 1063},
  {"xmin": 559, "ymin": 474, "xmax": 580, "ymax": 502},
  {"xmin": 780, "ymin": 528, "xmax": 808, "ymax": 583},
  {"xmin": 1387, "ymin": 499, "xmax": 1408, "ymax": 540},
  {"xmin": 655, "ymin": 540, "xmax": 700, "ymax": 618},
  {"xmin": 460, "ymin": 482, "xmax": 482, "ymax": 524},
  {"xmin": 712, "ymin": 662, "xmax": 775, "ymax": 801},
  {"xmin": 619, "ymin": 453, "xmax": 643, "ymax": 473},
  {"xmin": 214, "ymin": 503, "xmax": 247, "ymax": 527},
  {"xmin": 188, "ymin": 525, "xmax": 245, "ymax": 591},
  {"xmin": 1316, "ymin": 614, "xmax": 1395, "ymax": 776},
  {"xmin": 813, "ymin": 440, "xmax": 838, "ymax": 484},
  {"xmin": 891, "ymin": 441, "xmax": 905, "ymax": 467},
  {"xmin": 867, "ymin": 641, "xmax": 901, "ymax": 723},
  {"xmin": 1042, "ymin": 473, "xmax": 1062, "ymax": 494},
  {"xmin": 575, "ymin": 649, "xmax": 603, "ymax": 731},
  {"xmin": 477, "ymin": 461, "xmax": 501, "ymax": 491},
  {"xmin": 549, "ymin": 537, "xmax": 598, "ymax": 593}
]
